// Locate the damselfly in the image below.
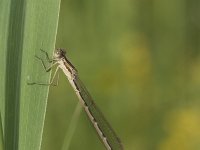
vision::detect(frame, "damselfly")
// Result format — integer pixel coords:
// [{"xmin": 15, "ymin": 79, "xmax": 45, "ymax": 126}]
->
[{"xmin": 30, "ymin": 48, "xmax": 123, "ymax": 150}]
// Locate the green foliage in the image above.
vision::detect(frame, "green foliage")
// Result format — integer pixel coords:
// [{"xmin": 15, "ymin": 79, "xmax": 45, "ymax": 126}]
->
[{"xmin": 0, "ymin": 0, "xmax": 61, "ymax": 150}]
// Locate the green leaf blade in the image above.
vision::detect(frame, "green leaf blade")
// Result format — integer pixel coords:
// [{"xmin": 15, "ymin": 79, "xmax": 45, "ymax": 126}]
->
[
  {"xmin": 19, "ymin": 0, "xmax": 61, "ymax": 150},
  {"xmin": 0, "ymin": 0, "xmax": 61, "ymax": 150}
]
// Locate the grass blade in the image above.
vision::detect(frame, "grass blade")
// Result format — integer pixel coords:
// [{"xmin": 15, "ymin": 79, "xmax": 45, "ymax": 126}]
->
[
  {"xmin": 0, "ymin": 0, "xmax": 10, "ymax": 139},
  {"xmin": 0, "ymin": 115, "xmax": 4, "ymax": 150},
  {"xmin": 61, "ymin": 103, "xmax": 82, "ymax": 150},
  {"xmin": 0, "ymin": 0, "xmax": 61, "ymax": 150}
]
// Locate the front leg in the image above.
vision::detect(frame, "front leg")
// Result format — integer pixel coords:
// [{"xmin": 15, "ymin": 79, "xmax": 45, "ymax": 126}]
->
[
  {"xmin": 40, "ymin": 49, "xmax": 53, "ymax": 63},
  {"xmin": 35, "ymin": 55, "xmax": 57, "ymax": 72}
]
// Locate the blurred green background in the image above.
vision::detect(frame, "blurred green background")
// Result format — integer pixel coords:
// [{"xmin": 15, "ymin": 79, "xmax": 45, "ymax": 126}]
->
[{"xmin": 41, "ymin": 0, "xmax": 200, "ymax": 150}]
